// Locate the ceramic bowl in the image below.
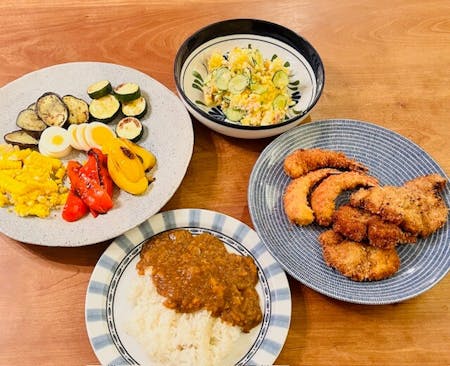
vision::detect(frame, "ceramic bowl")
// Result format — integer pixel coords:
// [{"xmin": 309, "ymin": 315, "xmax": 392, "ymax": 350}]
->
[{"xmin": 174, "ymin": 18, "xmax": 325, "ymax": 139}]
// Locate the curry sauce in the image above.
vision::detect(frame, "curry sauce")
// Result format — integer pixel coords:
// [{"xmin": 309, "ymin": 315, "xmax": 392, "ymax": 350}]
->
[{"xmin": 136, "ymin": 229, "xmax": 262, "ymax": 333}]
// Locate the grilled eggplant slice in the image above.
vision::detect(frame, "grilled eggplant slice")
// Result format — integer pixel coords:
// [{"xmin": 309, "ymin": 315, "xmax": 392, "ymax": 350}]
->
[
  {"xmin": 121, "ymin": 96, "xmax": 147, "ymax": 119},
  {"xmin": 16, "ymin": 108, "xmax": 47, "ymax": 134},
  {"xmin": 87, "ymin": 80, "xmax": 112, "ymax": 99},
  {"xmin": 116, "ymin": 117, "xmax": 144, "ymax": 142},
  {"xmin": 36, "ymin": 92, "xmax": 69, "ymax": 127},
  {"xmin": 88, "ymin": 94, "xmax": 120, "ymax": 123},
  {"xmin": 62, "ymin": 95, "xmax": 90, "ymax": 125},
  {"xmin": 114, "ymin": 82, "xmax": 141, "ymax": 102},
  {"xmin": 4, "ymin": 130, "xmax": 39, "ymax": 149}
]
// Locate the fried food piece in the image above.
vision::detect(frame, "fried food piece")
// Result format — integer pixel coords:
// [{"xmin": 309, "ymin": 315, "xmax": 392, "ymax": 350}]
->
[
  {"xmin": 350, "ymin": 174, "xmax": 448, "ymax": 237},
  {"xmin": 283, "ymin": 148, "xmax": 368, "ymax": 178},
  {"xmin": 283, "ymin": 168, "xmax": 341, "ymax": 225},
  {"xmin": 319, "ymin": 230, "xmax": 400, "ymax": 281},
  {"xmin": 332, "ymin": 205, "xmax": 416, "ymax": 249},
  {"xmin": 310, "ymin": 171, "xmax": 379, "ymax": 226}
]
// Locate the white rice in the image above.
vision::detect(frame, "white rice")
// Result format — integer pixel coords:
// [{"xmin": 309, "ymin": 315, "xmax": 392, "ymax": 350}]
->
[{"xmin": 126, "ymin": 271, "xmax": 243, "ymax": 366}]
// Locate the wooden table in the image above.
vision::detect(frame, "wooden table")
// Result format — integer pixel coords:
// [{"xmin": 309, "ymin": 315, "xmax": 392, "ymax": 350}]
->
[{"xmin": 1, "ymin": 1, "xmax": 449, "ymax": 365}]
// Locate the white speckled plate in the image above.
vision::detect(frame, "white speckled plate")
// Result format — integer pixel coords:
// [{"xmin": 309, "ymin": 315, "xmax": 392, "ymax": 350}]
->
[
  {"xmin": 85, "ymin": 209, "xmax": 291, "ymax": 365},
  {"xmin": 248, "ymin": 119, "xmax": 450, "ymax": 304},
  {"xmin": 0, "ymin": 62, "xmax": 193, "ymax": 246}
]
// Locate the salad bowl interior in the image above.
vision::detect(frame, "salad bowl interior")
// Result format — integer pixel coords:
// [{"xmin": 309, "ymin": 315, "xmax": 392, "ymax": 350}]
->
[{"xmin": 174, "ymin": 18, "xmax": 325, "ymax": 139}]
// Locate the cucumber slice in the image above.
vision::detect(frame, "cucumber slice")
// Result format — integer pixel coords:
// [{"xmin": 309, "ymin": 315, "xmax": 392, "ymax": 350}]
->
[
  {"xmin": 115, "ymin": 117, "xmax": 144, "ymax": 142},
  {"xmin": 273, "ymin": 94, "xmax": 289, "ymax": 110},
  {"xmin": 122, "ymin": 96, "xmax": 147, "ymax": 119},
  {"xmin": 87, "ymin": 80, "xmax": 112, "ymax": 99},
  {"xmin": 16, "ymin": 108, "xmax": 47, "ymax": 133},
  {"xmin": 36, "ymin": 92, "xmax": 69, "ymax": 127},
  {"xmin": 228, "ymin": 74, "xmax": 249, "ymax": 94},
  {"xmin": 224, "ymin": 108, "xmax": 244, "ymax": 122},
  {"xmin": 114, "ymin": 82, "xmax": 141, "ymax": 102},
  {"xmin": 214, "ymin": 67, "xmax": 231, "ymax": 91},
  {"xmin": 88, "ymin": 94, "xmax": 120, "ymax": 123},
  {"xmin": 272, "ymin": 70, "xmax": 289, "ymax": 88},
  {"xmin": 62, "ymin": 95, "xmax": 90, "ymax": 125}
]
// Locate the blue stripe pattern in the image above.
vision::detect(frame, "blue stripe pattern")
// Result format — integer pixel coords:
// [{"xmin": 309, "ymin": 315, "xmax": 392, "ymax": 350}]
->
[
  {"xmin": 211, "ymin": 213, "xmax": 225, "ymax": 231},
  {"xmin": 260, "ymin": 338, "xmax": 281, "ymax": 355},
  {"xmin": 114, "ymin": 235, "xmax": 134, "ymax": 253},
  {"xmin": 270, "ymin": 314, "xmax": 290, "ymax": 328},
  {"xmin": 86, "ymin": 308, "xmax": 106, "ymax": 322},
  {"xmin": 270, "ymin": 287, "xmax": 290, "ymax": 301},
  {"xmin": 88, "ymin": 280, "xmax": 108, "ymax": 296},
  {"xmin": 98, "ymin": 255, "xmax": 119, "ymax": 272},
  {"xmin": 91, "ymin": 333, "xmax": 113, "ymax": 350}
]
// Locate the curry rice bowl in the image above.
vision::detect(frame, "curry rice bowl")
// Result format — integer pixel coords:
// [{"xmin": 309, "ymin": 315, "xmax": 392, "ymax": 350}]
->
[{"xmin": 126, "ymin": 270, "xmax": 261, "ymax": 366}]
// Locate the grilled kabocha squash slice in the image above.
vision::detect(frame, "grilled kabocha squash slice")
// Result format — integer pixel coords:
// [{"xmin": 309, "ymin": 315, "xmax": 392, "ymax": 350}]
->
[
  {"xmin": 88, "ymin": 94, "xmax": 120, "ymax": 123},
  {"xmin": 36, "ymin": 92, "xmax": 69, "ymax": 127},
  {"xmin": 62, "ymin": 95, "xmax": 90, "ymax": 125}
]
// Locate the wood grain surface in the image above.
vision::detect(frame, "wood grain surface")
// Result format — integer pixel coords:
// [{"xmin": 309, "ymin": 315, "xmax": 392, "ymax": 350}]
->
[{"xmin": 1, "ymin": 1, "xmax": 449, "ymax": 365}]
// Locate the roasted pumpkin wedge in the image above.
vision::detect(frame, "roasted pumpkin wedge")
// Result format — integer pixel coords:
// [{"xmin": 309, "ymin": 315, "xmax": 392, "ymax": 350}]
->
[
  {"xmin": 36, "ymin": 92, "xmax": 69, "ymax": 127},
  {"xmin": 62, "ymin": 95, "xmax": 90, "ymax": 125}
]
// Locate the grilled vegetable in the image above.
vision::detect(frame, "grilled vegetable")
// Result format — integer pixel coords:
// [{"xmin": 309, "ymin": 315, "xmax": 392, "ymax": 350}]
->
[
  {"xmin": 62, "ymin": 95, "xmax": 90, "ymax": 125},
  {"xmin": 62, "ymin": 191, "xmax": 89, "ymax": 222},
  {"xmin": 113, "ymin": 82, "xmax": 141, "ymax": 102},
  {"xmin": 36, "ymin": 92, "xmax": 69, "ymax": 127},
  {"xmin": 16, "ymin": 108, "xmax": 47, "ymax": 134},
  {"xmin": 121, "ymin": 138, "xmax": 156, "ymax": 171},
  {"xmin": 87, "ymin": 80, "xmax": 112, "ymax": 99},
  {"xmin": 88, "ymin": 94, "xmax": 120, "ymax": 123},
  {"xmin": 4, "ymin": 130, "xmax": 39, "ymax": 149},
  {"xmin": 121, "ymin": 96, "xmax": 147, "ymax": 119},
  {"xmin": 115, "ymin": 117, "xmax": 144, "ymax": 142},
  {"xmin": 105, "ymin": 138, "xmax": 149, "ymax": 195}
]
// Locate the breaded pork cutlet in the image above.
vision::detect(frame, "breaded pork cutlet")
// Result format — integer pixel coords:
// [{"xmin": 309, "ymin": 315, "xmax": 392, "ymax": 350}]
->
[
  {"xmin": 350, "ymin": 174, "xmax": 448, "ymax": 237},
  {"xmin": 332, "ymin": 205, "xmax": 416, "ymax": 249},
  {"xmin": 319, "ymin": 230, "xmax": 400, "ymax": 281}
]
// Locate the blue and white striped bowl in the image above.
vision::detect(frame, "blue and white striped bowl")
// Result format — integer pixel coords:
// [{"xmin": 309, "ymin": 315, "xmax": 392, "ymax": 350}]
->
[
  {"xmin": 248, "ymin": 119, "xmax": 450, "ymax": 304},
  {"xmin": 85, "ymin": 209, "xmax": 291, "ymax": 365}
]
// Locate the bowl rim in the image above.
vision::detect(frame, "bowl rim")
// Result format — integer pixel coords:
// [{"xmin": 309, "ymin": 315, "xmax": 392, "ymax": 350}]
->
[{"xmin": 174, "ymin": 18, "xmax": 325, "ymax": 131}]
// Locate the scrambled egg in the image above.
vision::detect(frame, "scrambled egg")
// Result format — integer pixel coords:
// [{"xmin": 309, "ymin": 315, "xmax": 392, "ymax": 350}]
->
[
  {"xmin": 0, "ymin": 144, "xmax": 68, "ymax": 218},
  {"xmin": 203, "ymin": 47, "xmax": 292, "ymax": 126}
]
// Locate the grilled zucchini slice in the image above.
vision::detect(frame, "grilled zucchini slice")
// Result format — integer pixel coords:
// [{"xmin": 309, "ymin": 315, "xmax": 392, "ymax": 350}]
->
[
  {"xmin": 4, "ymin": 130, "xmax": 39, "ymax": 149},
  {"xmin": 115, "ymin": 117, "xmax": 144, "ymax": 142},
  {"xmin": 121, "ymin": 96, "xmax": 147, "ymax": 119},
  {"xmin": 87, "ymin": 80, "xmax": 112, "ymax": 99},
  {"xmin": 16, "ymin": 108, "xmax": 47, "ymax": 134},
  {"xmin": 88, "ymin": 94, "xmax": 120, "ymax": 123},
  {"xmin": 62, "ymin": 95, "xmax": 90, "ymax": 125},
  {"xmin": 36, "ymin": 92, "xmax": 69, "ymax": 127},
  {"xmin": 114, "ymin": 82, "xmax": 141, "ymax": 102}
]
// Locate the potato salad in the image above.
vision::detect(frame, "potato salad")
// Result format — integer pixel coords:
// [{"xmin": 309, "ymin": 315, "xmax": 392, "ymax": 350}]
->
[{"xmin": 203, "ymin": 47, "xmax": 292, "ymax": 126}]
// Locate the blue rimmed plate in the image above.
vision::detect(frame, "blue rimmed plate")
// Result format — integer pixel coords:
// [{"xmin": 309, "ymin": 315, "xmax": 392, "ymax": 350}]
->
[
  {"xmin": 85, "ymin": 209, "xmax": 291, "ymax": 365},
  {"xmin": 248, "ymin": 119, "xmax": 450, "ymax": 304}
]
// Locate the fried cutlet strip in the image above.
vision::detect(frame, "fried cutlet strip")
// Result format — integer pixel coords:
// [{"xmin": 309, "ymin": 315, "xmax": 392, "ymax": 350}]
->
[
  {"xmin": 319, "ymin": 230, "xmax": 400, "ymax": 281},
  {"xmin": 310, "ymin": 171, "xmax": 379, "ymax": 226},
  {"xmin": 332, "ymin": 205, "xmax": 416, "ymax": 249},
  {"xmin": 350, "ymin": 174, "xmax": 448, "ymax": 237},
  {"xmin": 283, "ymin": 168, "xmax": 341, "ymax": 225},
  {"xmin": 283, "ymin": 148, "xmax": 368, "ymax": 179}
]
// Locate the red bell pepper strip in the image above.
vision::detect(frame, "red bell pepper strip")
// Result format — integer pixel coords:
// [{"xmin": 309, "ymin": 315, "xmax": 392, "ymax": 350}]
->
[
  {"xmin": 66, "ymin": 160, "xmax": 113, "ymax": 214},
  {"xmin": 62, "ymin": 190, "xmax": 89, "ymax": 222}
]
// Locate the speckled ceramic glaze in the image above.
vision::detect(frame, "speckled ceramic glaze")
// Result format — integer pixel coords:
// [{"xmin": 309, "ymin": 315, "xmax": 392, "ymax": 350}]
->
[
  {"xmin": 0, "ymin": 62, "xmax": 193, "ymax": 246},
  {"xmin": 174, "ymin": 19, "xmax": 324, "ymax": 139},
  {"xmin": 85, "ymin": 209, "xmax": 291, "ymax": 365},
  {"xmin": 248, "ymin": 119, "xmax": 450, "ymax": 304}
]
